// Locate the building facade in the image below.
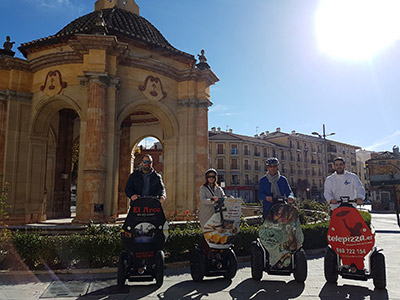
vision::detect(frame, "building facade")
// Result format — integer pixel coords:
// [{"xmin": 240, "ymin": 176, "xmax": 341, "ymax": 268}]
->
[
  {"xmin": 209, "ymin": 128, "xmax": 360, "ymax": 202},
  {"xmin": 366, "ymin": 146, "xmax": 400, "ymax": 211},
  {"xmin": 0, "ymin": 0, "xmax": 218, "ymax": 224}
]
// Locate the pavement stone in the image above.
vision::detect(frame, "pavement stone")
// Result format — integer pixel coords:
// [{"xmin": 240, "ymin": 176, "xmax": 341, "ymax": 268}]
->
[{"xmin": 0, "ymin": 211, "xmax": 399, "ymax": 300}]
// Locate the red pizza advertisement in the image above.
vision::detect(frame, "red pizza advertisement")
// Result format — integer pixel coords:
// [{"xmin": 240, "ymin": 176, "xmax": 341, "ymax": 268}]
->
[{"xmin": 327, "ymin": 207, "xmax": 375, "ymax": 269}]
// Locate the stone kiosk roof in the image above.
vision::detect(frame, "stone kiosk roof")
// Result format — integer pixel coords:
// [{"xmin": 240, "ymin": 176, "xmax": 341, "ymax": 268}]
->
[{"xmin": 19, "ymin": 7, "xmax": 194, "ymax": 61}]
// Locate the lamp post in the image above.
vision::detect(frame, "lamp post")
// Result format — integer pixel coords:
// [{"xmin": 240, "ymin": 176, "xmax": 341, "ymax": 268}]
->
[{"xmin": 312, "ymin": 124, "xmax": 335, "ymax": 180}]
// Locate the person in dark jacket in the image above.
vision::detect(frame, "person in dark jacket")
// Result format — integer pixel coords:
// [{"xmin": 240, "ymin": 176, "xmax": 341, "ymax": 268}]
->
[{"xmin": 125, "ymin": 154, "xmax": 166, "ymax": 202}]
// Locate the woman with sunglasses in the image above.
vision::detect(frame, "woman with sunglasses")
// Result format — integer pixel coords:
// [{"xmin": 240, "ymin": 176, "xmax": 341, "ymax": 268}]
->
[{"xmin": 199, "ymin": 168, "xmax": 225, "ymax": 229}]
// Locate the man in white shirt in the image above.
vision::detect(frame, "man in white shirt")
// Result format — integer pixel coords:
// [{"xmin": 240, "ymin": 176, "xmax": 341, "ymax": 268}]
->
[{"xmin": 324, "ymin": 157, "xmax": 365, "ymax": 210}]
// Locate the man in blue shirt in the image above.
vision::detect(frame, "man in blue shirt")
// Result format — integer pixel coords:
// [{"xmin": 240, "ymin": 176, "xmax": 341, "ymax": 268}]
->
[{"xmin": 259, "ymin": 157, "xmax": 294, "ymax": 219}]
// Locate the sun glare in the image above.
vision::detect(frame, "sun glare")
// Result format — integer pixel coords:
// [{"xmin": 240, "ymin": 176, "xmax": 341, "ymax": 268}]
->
[{"xmin": 315, "ymin": 0, "xmax": 400, "ymax": 60}]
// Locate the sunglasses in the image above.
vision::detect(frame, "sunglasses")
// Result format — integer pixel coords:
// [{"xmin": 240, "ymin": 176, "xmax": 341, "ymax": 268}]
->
[
  {"xmin": 142, "ymin": 160, "xmax": 152, "ymax": 164},
  {"xmin": 207, "ymin": 176, "xmax": 216, "ymax": 179}
]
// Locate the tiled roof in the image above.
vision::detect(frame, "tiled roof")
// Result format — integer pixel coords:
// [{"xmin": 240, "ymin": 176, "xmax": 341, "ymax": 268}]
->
[
  {"xmin": 370, "ymin": 151, "xmax": 397, "ymax": 160},
  {"xmin": 209, "ymin": 131, "xmax": 279, "ymax": 147},
  {"xmin": 19, "ymin": 8, "xmax": 194, "ymax": 60}
]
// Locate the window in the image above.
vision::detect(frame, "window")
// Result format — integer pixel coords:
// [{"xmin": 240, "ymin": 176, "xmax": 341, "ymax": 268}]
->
[
  {"xmin": 255, "ymin": 160, "xmax": 259, "ymax": 171},
  {"xmin": 217, "ymin": 143, "xmax": 224, "ymax": 154},
  {"xmin": 254, "ymin": 146, "xmax": 260, "ymax": 156},
  {"xmin": 230, "ymin": 144, "xmax": 238, "ymax": 155},
  {"xmin": 217, "ymin": 158, "xmax": 224, "ymax": 169},
  {"xmin": 245, "ymin": 174, "xmax": 250, "ymax": 185},
  {"xmin": 218, "ymin": 174, "xmax": 225, "ymax": 184},
  {"xmin": 244, "ymin": 145, "xmax": 250, "ymax": 155},
  {"xmin": 232, "ymin": 174, "xmax": 240, "ymax": 184},
  {"xmin": 231, "ymin": 158, "xmax": 238, "ymax": 169},
  {"xmin": 263, "ymin": 148, "xmax": 269, "ymax": 157},
  {"xmin": 244, "ymin": 159, "xmax": 250, "ymax": 170}
]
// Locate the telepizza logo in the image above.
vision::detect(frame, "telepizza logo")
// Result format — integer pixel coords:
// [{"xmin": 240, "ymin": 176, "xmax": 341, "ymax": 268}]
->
[
  {"xmin": 327, "ymin": 234, "xmax": 373, "ymax": 245},
  {"xmin": 344, "ymin": 180, "xmax": 350, "ymax": 185}
]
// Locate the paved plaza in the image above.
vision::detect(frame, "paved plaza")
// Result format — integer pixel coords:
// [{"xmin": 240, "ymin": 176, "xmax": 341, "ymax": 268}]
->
[{"xmin": 0, "ymin": 212, "xmax": 399, "ymax": 300}]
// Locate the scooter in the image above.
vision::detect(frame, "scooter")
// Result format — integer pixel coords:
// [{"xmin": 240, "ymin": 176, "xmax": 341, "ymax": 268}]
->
[
  {"xmin": 324, "ymin": 196, "xmax": 386, "ymax": 289},
  {"xmin": 251, "ymin": 196, "xmax": 307, "ymax": 283},
  {"xmin": 190, "ymin": 197, "xmax": 242, "ymax": 281},
  {"xmin": 117, "ymin": 196, "xmax": 168, "ymax": 288}
]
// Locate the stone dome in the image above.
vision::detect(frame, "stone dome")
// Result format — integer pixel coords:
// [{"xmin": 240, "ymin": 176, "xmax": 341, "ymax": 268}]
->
[{"xmin": 19, "ymin": 7, "xmax": 193, "ymax": 60}]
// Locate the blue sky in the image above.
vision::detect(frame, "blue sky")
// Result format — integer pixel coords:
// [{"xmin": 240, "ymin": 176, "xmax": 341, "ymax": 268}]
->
[{"xmin": 2, "ymin": 0, "xmax": 400, "ymax": 152}]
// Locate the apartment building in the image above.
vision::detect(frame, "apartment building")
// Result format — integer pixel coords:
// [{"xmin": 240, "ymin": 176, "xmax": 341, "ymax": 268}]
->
[{"xmin": 209, "ymin": 127, "xmax": 360, "ymax": 202}]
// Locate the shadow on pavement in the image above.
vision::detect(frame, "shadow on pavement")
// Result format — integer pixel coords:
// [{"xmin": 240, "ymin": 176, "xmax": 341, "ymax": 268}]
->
[
  {"xmin": 229, "ymin": 278, "xmax": 305, "ymax": 300},
  {"xmin": 319, "ymin": 282, "xmax": 389, "ymax": 300},
  {"xmin": 75, "ymin": 279, "xmax": 160, "ymax": 300},
  {"xmin": 157, "ymin": 277, "xmax": 232, "ymax": 299}
]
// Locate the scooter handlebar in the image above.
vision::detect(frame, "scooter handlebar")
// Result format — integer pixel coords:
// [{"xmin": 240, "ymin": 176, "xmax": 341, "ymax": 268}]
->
[
  {"xmin": 338, "ymin": 196, "xmax": 355, "ymax": 203},
  {"xmin": 130, "ymin": 196, "xmax": 161, "ymax": 207}
]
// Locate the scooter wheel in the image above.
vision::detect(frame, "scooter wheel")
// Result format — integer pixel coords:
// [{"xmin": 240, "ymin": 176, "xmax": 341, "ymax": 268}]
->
[
  {"xmin": 371, "ymin": 252, "xmax": 386, "ymax": 290},
  {"xmin": 251, "ymin": 241, "xmax": 263, "ymax": 281},
  {"xmin": 155, "ymin": 250, "xmax": 165, "ymax": 287},
  {"xmin": 190, "ymin": 248, "xmax": 206, "ymax": 282},
  {"xmin": 117, "ymin": 251, "xmax": 129, "ymax": 288},
  {"xmin": 293, "ymin": 248, "xmax": 307, "ymax": 283},
  {"xmin": 324, "ymin": 247, "xmax": 338, "ymax": 284},
  {"xmin": 223, "ymin": 249, "xmax": 237, "ymax": 279}
]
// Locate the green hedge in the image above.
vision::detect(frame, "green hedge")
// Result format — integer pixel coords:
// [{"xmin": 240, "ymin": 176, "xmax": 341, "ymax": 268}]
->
[{"xmin": 0, "ymin": 211, "xmax": 371, "ymax": 270}]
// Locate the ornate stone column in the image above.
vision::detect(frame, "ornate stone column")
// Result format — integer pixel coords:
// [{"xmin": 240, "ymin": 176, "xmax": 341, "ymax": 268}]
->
[
  {"xmin": 195, "ymin": 100, "xmax": 211, "ymax": 207},
  {"xmin": 78, "ymin": 73, "xmax": 108, "ymax": 222},
  {"xmin": 0, "ymin": 100, "xmax": 7, "ymax": 189},
  {"xmin": 118, "ymin": 121, "xmax": 131, "ymax": 213}
]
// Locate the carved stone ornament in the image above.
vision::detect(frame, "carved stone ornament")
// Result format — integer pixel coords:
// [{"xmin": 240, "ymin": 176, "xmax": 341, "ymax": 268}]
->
[
  {"xmin": 40, "ymin": 70, "xmax": 68, "ymax": 97},
  {"xmin": 138, "ymin": 75, "xmax": 167, "ymax": 101}
]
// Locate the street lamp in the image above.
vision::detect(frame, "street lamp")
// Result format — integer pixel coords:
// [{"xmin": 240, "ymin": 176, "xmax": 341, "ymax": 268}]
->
[{"xmin": 312, "ymin": 124, "xmax": 335, "ymax": 180}]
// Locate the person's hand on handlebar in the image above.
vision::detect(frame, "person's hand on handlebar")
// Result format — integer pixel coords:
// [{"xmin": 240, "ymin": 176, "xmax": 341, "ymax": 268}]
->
[
  {"xmin": 287, "ymin": 197, "xmax": 294, "ymax": 204},
  {"xmin": 131, "ymin": 194, "xmax": 140, "ymax": 201},
  {"xmin": 160, "ymin": 196, "xmax": 166, "ymax": 203},
  {"xmin": 330, "ymin": 199, "xmax": 338, "ymax": 204},
  {"xmin": 355, "ymin": 198, "xmax": 363, "ymax": 205},
  {"xmin": 211, "ymin": 196, "xmax": 218, "ymax": 203},
  {"xmin": 266, "ymin": 196, "xmax": 273, "ymax": 202}
]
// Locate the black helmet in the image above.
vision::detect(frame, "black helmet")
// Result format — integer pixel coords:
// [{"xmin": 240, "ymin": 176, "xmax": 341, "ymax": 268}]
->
[
  {"xmin": 205, "ymin": 168, "xmax": 218, "ymax": 179},
  {"xmin": 265, "ymin": 157, "xmax": 279, "ymax": 166}
]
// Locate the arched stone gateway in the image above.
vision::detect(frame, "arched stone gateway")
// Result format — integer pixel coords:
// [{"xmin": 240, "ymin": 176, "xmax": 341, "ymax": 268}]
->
[{"xmin": 0, "ymin": 0, "xmax": 218, "ymax": 224}]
